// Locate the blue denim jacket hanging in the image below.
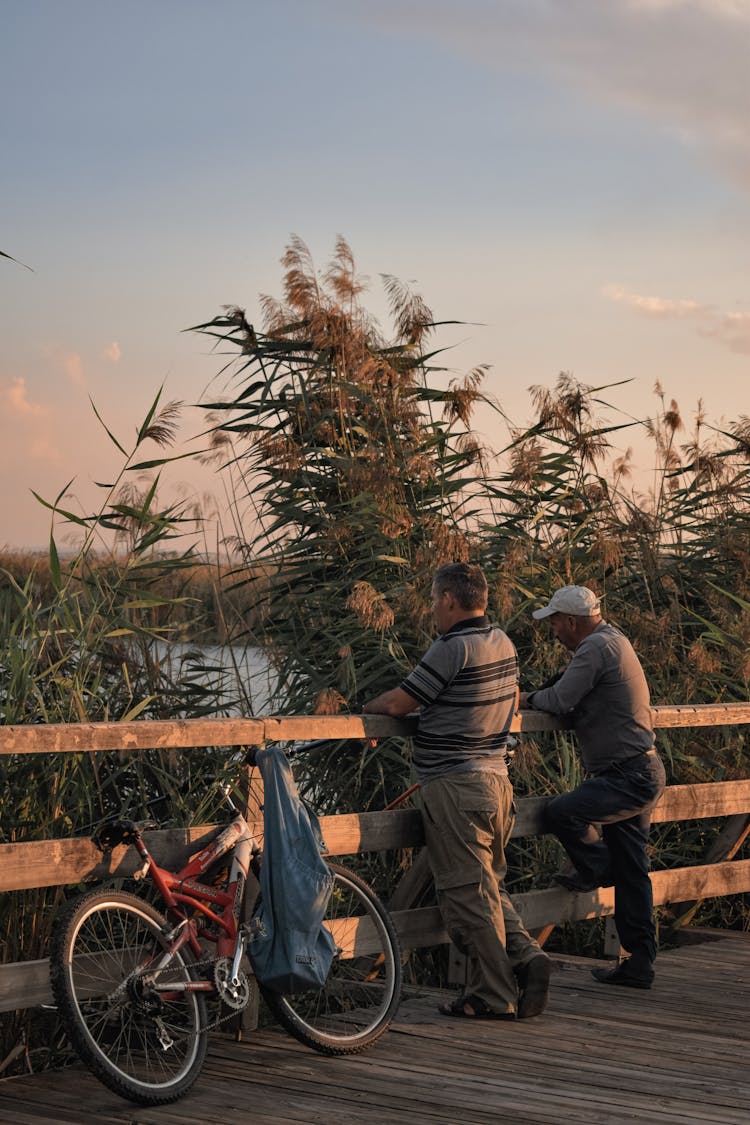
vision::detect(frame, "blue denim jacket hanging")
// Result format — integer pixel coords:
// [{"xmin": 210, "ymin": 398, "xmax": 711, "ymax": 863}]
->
[{"xmin": 248, "ymin": 744, "xmax": 336, "ymax": 993}]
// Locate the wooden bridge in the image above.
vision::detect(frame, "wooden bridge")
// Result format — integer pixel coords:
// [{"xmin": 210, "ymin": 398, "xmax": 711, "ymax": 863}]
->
[
  {"xmin": 1, "ymin": 705, "xmax": 749, "ymax": 1122},
  {"xmin": 2, "ymin": 932, "xmax": 748, "ymax": 1124}
]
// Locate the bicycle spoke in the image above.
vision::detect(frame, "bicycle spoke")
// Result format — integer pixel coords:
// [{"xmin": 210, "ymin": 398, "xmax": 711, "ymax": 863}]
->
[
  {"xmin": 51, "ymin": 891, "xmax": 208, "ymax": 1104},
  {"xmin": 260, "ymin": 863, "xmax": 401, "ymax": 1053}
]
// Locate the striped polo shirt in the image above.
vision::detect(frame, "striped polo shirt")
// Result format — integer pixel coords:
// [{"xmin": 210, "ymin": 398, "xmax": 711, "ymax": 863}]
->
[{"xmin": 400, "ymin": 615, "xmax": 519, "ymax": 783}]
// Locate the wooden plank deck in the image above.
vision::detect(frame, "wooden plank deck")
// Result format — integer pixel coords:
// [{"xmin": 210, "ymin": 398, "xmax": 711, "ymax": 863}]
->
[{"xmin": 1, "ymin": 933, "xmax": 748, "ymax": 1125}]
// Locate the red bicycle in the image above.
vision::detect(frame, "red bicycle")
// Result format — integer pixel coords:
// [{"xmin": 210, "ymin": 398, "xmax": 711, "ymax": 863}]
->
[{"xmin": 48, "ymin": 776, "xmax": 402, "ymax": 1105}]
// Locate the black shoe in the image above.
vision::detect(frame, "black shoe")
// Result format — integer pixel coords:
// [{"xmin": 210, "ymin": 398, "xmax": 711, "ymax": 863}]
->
[
  {"xmin": 552, "ymin": 870, "xmax": 612, "ymax": 893},
  {"xmin": 517, "ymin": 954, "xmax": 552, "ymax": 1019},
  {"xmin": 591, "ymin": 960, "xmax": 653, "ymax": 989}
]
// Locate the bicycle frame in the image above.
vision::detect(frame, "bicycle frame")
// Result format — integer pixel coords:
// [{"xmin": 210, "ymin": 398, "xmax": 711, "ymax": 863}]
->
[{"xmin": 110, "ymin": 791, "xmax": 261, "ymax": 996}]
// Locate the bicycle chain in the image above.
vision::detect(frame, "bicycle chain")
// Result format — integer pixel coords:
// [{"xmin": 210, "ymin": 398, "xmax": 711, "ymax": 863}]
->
[
  {"xmin": 173, "ymin": 951, "xmax": 254, "ymax": 1036},
  {"xmin": 115, "ymin": 950, "xmax": 254, "ymax": 1043}
]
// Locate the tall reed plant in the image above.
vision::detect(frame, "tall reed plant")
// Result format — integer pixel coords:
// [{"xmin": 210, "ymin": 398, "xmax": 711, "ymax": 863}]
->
[
  {"xmin": 195, "ymin": 243, "xmax": 749, "ymax": 936},
  {"xmin": 0, "ymin": 391, "xmax": 243, "ymax": 1066},
  {"xmin": 193, "ymin": 236, "xmax": 501, "ymax": 814}
]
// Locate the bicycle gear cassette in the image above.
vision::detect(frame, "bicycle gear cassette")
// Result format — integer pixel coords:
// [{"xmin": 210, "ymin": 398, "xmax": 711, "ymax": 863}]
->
[{"xmin": 213, "ymin": 957, "xmax": 251, "ymax": 1010}]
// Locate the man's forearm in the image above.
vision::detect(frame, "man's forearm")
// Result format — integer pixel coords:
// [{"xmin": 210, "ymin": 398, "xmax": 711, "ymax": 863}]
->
[
  {"xmin": 521, "ymin": 686, "xmax": 561, "ymax": 713},
  {"xmin": 363, "ymin": 686, "xmax": 419, "ymax": 717},
  {"xmin": 522, "ymin": 649, "xmax": 597, "ymax": 714}
]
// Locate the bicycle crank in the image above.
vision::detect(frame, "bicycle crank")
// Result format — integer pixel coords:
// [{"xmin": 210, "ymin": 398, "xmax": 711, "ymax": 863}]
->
[{"xmin": 213, "ymin": 957, "xmax": 251, "ymax": 1010}]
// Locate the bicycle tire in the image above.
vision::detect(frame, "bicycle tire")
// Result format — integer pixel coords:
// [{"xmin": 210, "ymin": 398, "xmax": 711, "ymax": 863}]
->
[
  {"xmin": 49, "ymin": 889, "xmax": 208, "ymax": 1105},
  {"xmin": 260, "ymin": 861, "xmax": 402, "ymax": 1055}
]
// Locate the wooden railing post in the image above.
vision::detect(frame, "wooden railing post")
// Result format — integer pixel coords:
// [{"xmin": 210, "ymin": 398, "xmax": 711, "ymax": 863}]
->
[{"xmin": 233, "ymin": 758, "xmax": 264, "ymax": 1038}]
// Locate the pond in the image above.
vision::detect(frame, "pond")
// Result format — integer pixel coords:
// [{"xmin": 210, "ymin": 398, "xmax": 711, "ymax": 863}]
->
[{"xmin": 152, "ymin": 641, "xmax": 276, "ymax": 716}]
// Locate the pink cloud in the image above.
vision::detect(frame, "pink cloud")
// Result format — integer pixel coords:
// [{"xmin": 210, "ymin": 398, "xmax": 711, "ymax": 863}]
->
[
  {"xmin": 603, "ymin": 284, "xmax": 750, "ymax": 354},
  {"xmin": 102, "ymin": 341, "xmax": 122, "ymax": 363},
  {"xmin": 0, "ymin": 378, "xmax": 60, "ymax": 464},
  {"xmin": 603, "ymin": 286, "xmax": 704, "ymax": 319},
  {"xmin": 64, "ymin": 352, "xmax": 85, "ymax": 386},
  {"xmin": 1, "ymin": 376, "xmax": 45, "ymax": 416},
  {"xmin": 29, "ymin": 437, "xmax": 61, "ymax": 463}
]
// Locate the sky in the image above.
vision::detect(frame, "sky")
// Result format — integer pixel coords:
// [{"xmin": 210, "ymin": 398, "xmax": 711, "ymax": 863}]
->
[{"xmin": 2, "ymin": 0, "xmax": 749, "ymax": 550}]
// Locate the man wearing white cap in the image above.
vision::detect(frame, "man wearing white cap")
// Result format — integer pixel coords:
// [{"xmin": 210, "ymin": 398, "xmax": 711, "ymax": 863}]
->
[{"xmin": 519, "ymin": 585, "xmax": 666, "ymax": 989}]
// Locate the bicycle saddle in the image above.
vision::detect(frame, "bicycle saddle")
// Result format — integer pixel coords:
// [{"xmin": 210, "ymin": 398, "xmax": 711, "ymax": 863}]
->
[{"xmin": 93, "ymin": 819, "xmax": 158, "ymax": 852}]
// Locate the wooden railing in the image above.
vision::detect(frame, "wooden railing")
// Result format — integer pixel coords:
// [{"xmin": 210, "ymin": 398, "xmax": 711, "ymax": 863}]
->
[{"xmin": 2, "ymin": 704, "xmax": 750, "ymax": 1013}]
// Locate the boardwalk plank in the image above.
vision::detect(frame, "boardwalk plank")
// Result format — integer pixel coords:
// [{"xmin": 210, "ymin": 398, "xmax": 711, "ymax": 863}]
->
[
  {"xmin": 380, "ymin": 1014, "xmax": 749, "ymax": 1110},
  {"xmin": 1, "ymin": 935, "xmax": 748, "ymax": 1125}
]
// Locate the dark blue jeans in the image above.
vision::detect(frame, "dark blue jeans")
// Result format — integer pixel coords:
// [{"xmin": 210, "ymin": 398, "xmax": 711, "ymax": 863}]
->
[{"xmin": 543, "ymin": 752, "xmax": 667, "ymax": 967}]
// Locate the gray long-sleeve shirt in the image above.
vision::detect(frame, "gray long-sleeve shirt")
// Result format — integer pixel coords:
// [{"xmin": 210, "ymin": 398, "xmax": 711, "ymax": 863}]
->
[{"xmin": 527, "ymin": 620, "xmax": 654, "ymax": 774}]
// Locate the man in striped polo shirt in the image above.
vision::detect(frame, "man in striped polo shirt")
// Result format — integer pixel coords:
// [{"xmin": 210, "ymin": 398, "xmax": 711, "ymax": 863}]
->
[{"xmin": 364, "ymin": 562, "xmax": 550, "ymax": 1020}]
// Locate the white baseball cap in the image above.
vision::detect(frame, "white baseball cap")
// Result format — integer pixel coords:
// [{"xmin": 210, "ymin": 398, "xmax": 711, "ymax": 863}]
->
[{"xmin": 532, "ymin": 585, "xmax": 601, "ymax": 620}]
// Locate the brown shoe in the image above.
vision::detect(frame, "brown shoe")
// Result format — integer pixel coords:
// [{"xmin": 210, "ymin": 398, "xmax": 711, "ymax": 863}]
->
[
  {"xmin": 591, "ymin": 960, "xmax": 653, "ymax": 989},
  {"xmin": 517, "ymin": 955, "xmax": 552, "ymax": 1018}
]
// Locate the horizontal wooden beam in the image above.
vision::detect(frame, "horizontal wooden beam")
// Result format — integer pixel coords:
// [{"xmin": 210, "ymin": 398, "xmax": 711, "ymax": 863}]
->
[
  {"xmin": 512, "ymin": 702, "xmax": 750, "ymax": 733},
  {"xmin": 4, "ymin": 858, "xmax": 749, "ymax": 1012},
  {"xmin": 507, "ymin": 857, "xmax": 750, "ymax": 930},
  {"xmin": 0, "ymin": 958, "xmax": 50, "ymax": 1013},
  {"xmin": 319, "ymin": 809, "xmax": 421, "ymax": 856},
  {"xmin": 651, "ymin": 779, "xmax": 750, "ymax": 824},
  {"xmin": 3, "ymin": 702, "xmax": 750, "ymax": 756},
  {"xmin": 320, "ymin": 779, "xmax": 750, "ymax": 850},
  {"xmin": 388, "ymin": 857, "xmax": 750, "ymax": 940},
  {"xmin": 0, "ymin": 811, "xmax": 422, "ymax": 893},
  {"xmin": 2, "ymin": 781, "xmax": 749, "ymax": 894},
  {"xmin": 0, "ymin": 826, "xmax": 231, "ymax": 893},
  {"xmin": 0, "ymin": 717, "xmax": 265, "ymax": 756},
  {"xmin": 394, "ymin": 859, "xmax": 750, "ymax": 937},
  {"xmin": 0, "ymin": 714, "xmax": 415, "ymax": 756},
  {"xmin": 260, "ymin": 715, "xmax": 416, "ymax": 742},
  {"xmin": 648, "ymin": 703, "xmax": 750, "ymax": 729}
]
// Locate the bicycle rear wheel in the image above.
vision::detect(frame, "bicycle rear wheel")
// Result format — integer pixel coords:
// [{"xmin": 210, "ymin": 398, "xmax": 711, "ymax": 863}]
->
[
  {"xmin": 50, "ymin": 889, "xmax": 208, "ymax": 1105},
  {"xmin": 260, "ymin": 862, "xmax": 402, "ymax": 1055}
]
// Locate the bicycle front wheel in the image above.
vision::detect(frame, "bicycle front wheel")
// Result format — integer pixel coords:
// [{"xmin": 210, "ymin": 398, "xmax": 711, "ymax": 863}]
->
[
  {"xmin": 260, "ymin": 862, "xmax": 402, "ymax": 1055},
  {"xmin": 50, "ymin": 889, "xmax": 208, "ymax": 1105}
]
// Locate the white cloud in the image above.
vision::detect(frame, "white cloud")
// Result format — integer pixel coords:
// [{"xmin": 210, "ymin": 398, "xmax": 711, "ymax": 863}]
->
[
  {"xmin": 1, "ymin": 376, "xmax": 45, "ymax": 417},
  {"xmin": 603, "ymin": 284, "xmax": 750, "ymax": 354},
  {"xmin": 603, "ymin": 286, "xmax": 704, "ymax": 319},
  {"xmin": 350, "ymin": 0, "xmax": 750, "ymax": 191},
  {"xmin": 102, "ymin": 341, "xmax": 121, "ymax": 363}
]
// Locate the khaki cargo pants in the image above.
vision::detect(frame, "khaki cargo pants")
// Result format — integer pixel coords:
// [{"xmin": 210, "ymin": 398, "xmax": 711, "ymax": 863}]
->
[{"xmin": 420, "ymin": 769, "xmax": 542, "ymax": 1015}]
